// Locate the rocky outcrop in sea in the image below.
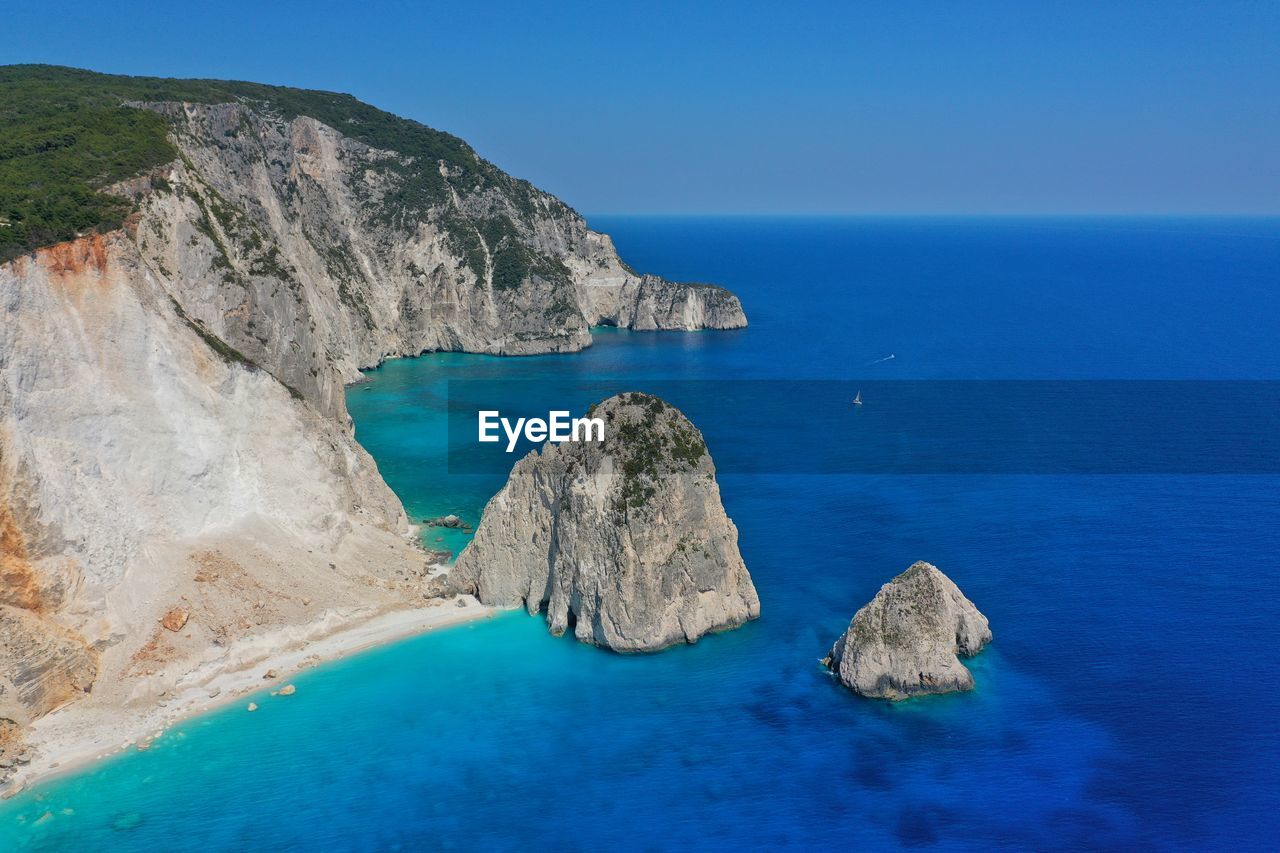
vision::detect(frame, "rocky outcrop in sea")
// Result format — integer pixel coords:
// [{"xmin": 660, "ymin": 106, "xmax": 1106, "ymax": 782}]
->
[
  {"xmin": 824, "ymin": 561, "xmax": 991, "ymax": 699},
  {"xmin": 452, "ymin": 393, "xmax": 760, "ymax": 651}
]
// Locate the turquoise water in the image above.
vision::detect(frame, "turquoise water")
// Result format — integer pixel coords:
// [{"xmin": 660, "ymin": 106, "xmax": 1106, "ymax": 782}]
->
[{"xmin": 3, "ymin": 218, "xmax": 1279, "ymax": 850}]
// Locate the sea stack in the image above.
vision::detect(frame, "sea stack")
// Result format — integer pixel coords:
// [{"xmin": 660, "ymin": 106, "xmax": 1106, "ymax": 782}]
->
[
  {"xmin": 452, "ymin": 393, "xmax": 759, "ymax": 651},
  {"xmin": 825, "ymin": 561, "xmax": 991, "ymax": 699}
]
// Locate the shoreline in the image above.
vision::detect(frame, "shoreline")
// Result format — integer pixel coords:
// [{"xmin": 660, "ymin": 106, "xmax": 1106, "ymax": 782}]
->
[{"xmin": 3, "ymin": 597, "xmax": 498, "ymax": 799}]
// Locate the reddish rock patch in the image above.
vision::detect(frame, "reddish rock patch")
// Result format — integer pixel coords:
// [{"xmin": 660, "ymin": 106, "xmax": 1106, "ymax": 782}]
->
[
  {"xmin": 0, "ymin": 502, "xmax": 43, "ymax": 613},
  {"xmin": 36, "ymin": 233, "xmax": 110, "ymax": 278},
  {"xmin": 160, "ymin": 607, "xmax": 190, "ymax": 632}
]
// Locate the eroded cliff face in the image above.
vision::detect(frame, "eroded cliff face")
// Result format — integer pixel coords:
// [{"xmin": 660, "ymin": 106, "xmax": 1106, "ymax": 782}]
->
[
  {"xmin": 452, "ymin": 393, "xmax": 760, "ymax": 651},
  {"xmin": 0, "ymin": 96, "xmax": 746, "ymax": 730},
  {"xmin": 824, "ymin": 561, "xmax": 992, "ymax": 700},
  {"xmin": 118, "ymin": 101, "xmax": 745, "ymax": 420},
  {"xmin": 0, "ymin": 232, "xmax": 426, "ymax": 727},
  {"xmin": 0, "ymin": 496, "xmax": 97, "ymax": 726}
]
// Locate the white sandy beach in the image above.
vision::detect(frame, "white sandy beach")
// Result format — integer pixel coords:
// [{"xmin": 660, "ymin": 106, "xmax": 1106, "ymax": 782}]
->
[{"xmin": 4, "ymin": 597, "xmax": 497, "ymax": 797}]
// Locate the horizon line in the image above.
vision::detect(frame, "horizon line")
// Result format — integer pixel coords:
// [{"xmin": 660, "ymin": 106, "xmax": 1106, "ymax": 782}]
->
[{"xmin": 582, "ymin": 212, "xmax": 1280, "ymax": 219}]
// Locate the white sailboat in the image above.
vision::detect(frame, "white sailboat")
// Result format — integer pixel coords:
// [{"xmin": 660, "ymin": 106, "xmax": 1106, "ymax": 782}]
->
[{"xmin": 853, "ymin": 390, "xmax": 863, "ymax": 406}]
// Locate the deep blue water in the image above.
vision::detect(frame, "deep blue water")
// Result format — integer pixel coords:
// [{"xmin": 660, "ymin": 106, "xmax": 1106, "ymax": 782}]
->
[{"xmin": 3, "ymin": 217, "xmax": 1279, "ymax": 850}]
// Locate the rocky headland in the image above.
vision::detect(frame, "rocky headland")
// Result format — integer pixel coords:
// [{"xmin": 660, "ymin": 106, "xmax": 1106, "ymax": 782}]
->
[
  {"xmin": 0, "ymin": 65, "xmax": 747, "ymax": 784},
  {"xmin": 451, "ymin": 393, "xmax": 760, "ymax": 651},
  {"xmin": 824, "ymin": 561, "xmax": 992, "ymax": 700}
]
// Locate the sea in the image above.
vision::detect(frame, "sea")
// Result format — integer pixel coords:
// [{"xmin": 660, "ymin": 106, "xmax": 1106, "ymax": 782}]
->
[{"xmin": 2, "ymin": 217, "xmax": 1278, "ymax": 850}]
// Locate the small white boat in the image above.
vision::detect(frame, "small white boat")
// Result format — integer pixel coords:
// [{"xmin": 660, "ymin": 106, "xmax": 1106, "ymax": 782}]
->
[{"xmin": 853, "ymin": 391, "xmax": 863, "ymax": 406}]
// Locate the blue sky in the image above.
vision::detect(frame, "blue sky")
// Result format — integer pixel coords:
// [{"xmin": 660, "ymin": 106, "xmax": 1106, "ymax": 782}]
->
[{"xmin": 5, "ymin": 1, "xmax": 1278, "ymax": 214}]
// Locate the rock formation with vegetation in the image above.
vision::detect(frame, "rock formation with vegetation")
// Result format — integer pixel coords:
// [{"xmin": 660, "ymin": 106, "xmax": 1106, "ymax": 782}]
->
[{"xmin": 452, "ymin": 393, "xmax": 760, "ymax": 651}]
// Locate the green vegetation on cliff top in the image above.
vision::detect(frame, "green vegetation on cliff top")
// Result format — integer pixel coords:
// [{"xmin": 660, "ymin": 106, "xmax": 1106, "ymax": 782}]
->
[
  {"xmin": 607, "ymin": 393, "xmax": 709, "ymax": 513},
  {"xmin": 0, "ymin": 64, "xmax": 563, "ymax": 265}
]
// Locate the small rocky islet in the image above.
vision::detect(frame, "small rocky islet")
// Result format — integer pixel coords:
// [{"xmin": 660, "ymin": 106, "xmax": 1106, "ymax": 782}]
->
[
  {"xmin": 420, "ymin": 514, "xmax": 471, "ymax": 531},
  {"xmin": 824, "ymin": 561, "xmax": 992, "ymax": 700},
  {"xmin": 449, "ymin": 392, "xmax": 760, "ymax": 652}
]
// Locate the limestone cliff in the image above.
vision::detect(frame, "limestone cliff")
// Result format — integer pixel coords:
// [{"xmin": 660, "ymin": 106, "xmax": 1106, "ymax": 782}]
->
[
  {"xmin": 0, "ymin": 67, "xmax": 747, "ymax": 730},
  {"xmin": 824, "ymin": 561, "xmax": 992, "ymax": 700},
  {"xmin": 119, "ymin": 98, "xmax": 745, "ymax": 421},
  {"xmin": 0, "ymin": 234, "xmax": 428, "ymax": 728},
  {"xmin": 452, "ymin": 393, "xmax": 760, "ymax": 651}
]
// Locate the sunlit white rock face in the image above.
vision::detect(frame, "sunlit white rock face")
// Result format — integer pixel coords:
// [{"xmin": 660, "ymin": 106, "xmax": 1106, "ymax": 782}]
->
[
  {"xmin": 123, "ymin": 101, "xmax": 746, "ymax": 421},
  {"xmin": 825, "ymin": 561, "xmax": 992, "ymax": 700},
  {"xmin": 453, "ymin": 393, "xmax": 760, "ymax": 651},
  {"xmin": 0, "ymin": 232, "xmax": 417, "ymax": 726}
]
